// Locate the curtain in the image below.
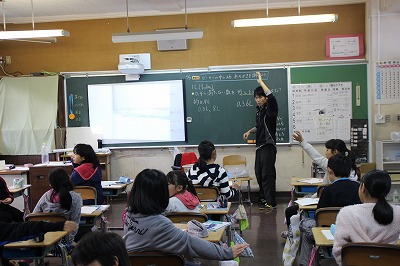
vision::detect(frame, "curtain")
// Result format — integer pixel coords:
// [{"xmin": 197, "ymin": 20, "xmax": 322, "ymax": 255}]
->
[{"xmin": 0, "ymin": 76, "xmax": 58, "ymax": 155}]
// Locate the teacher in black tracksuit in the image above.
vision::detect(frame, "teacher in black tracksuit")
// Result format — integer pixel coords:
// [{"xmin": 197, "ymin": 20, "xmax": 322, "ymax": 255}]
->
[{"xmin": 243, "ymin": 72, "xmax": 279, "ymax": 209}]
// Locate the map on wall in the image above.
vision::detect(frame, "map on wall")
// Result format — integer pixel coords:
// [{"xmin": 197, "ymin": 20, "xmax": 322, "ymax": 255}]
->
[{"xmin": 290, "ymin": 82, "xmax": 352, "ymax": 142}]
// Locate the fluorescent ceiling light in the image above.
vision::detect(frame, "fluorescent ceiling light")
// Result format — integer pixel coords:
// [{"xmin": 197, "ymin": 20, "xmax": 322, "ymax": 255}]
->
[
  {"xmin": 112, "ymin": 28, "xmax": 203, "ymax": 43},
  {"xmin": 232, "ymin": 14, "xmax": 338, "ymax": 27},
  {"xmin": 0, "ymin": 29, "xmax": 70, "ymax": 40}
]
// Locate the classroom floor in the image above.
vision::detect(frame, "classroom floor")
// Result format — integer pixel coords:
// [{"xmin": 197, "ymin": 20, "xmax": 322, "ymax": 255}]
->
[{"xmin": 45, "ymin": 195, "xmax": 338, "ymax": 266}]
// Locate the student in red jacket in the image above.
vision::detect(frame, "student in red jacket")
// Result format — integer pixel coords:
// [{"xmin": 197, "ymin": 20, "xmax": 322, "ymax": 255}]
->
[{"xmin": 70, "ymin": 143, "xmax": 104, "ymax": 205}]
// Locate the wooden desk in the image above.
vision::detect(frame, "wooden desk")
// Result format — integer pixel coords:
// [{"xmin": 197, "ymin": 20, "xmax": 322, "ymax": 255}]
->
[
  {"xmin": 1, "ymin": 168, "xmax": 29, "ymax": 210},
  {"xmin": 313, "ymin": 227, "xmax": 400, "ymax": 247},
  {"xmin": 174, "ymin": 223, "xmax": 225, "ymax": 243},
  {"xmin": 199, "ymin": 202, "xmax": 231, "ymax": 215},
  {"xmin": 101, "ymin": 181, "xmax": 132, "ymax": 197},
  {"xmin": 291, "ymin": 177, "xmax": 323, "ymax": 195},
  {"xmin": 3, "ymin": 231, "xmax": 68, "ymax": 265},
  {"xmin": 8, "ymin": 184, "xmax": 32, "ymax": 198},
  {"xmin": 80, "ymin": 205, "xmax": 110, "ymax": 231}
]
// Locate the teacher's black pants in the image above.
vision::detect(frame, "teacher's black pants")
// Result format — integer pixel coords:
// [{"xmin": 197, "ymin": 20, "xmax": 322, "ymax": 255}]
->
[{"xmin": 255, "ymin": 144, "xmax": 277, "ymax": 206}]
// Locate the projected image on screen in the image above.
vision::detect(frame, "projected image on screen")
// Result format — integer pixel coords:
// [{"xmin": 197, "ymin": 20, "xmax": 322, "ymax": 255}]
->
[{"xmin": 88, "ymin": 80, "xmax": 186, "ymax": 145}]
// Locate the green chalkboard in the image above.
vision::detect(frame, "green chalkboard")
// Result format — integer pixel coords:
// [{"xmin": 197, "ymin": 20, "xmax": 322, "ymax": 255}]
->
[
  {"xmin": 291, "ymin": 64, "xmax": 368, "ymax": 119},
  {"xmin": 65, "ymin": 68, "xmax": 289, "ymax": 146}
]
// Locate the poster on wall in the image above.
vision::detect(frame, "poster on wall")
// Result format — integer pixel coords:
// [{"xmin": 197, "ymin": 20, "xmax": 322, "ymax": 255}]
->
[
  {"xmin": 376, "ymin": 61, "xmax": 400, "ymax": 104},
  {"xmin": 326, "ymin": 34, "xmax": 364, "ymax": 60}
]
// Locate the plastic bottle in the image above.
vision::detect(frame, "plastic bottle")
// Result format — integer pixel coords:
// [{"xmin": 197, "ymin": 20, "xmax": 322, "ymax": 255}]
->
[
  {"xmin": 41, "ymin": 143, "xmax": 49, "ymax": 164},
  {"xmin": 393, "ymin": 190, "xmax": 399, "ymax": 203}
]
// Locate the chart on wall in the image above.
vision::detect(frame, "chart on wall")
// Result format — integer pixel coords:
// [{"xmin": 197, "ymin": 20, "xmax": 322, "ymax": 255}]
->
[
  {"xmin": 290, "ymin": 82, "xmax": 352, "ymax": 142},
  {"xmin": 376, "ymin": 61, "xmax": 400, "ymax": 104}
]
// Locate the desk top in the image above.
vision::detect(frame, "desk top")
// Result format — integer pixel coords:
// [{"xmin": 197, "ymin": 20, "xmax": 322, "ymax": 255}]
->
[
  {"xmin": 298, "ymin": 204, "xmax": 318, "ymax": 210},
  {"xmin": 312, "ymin": 227, "xmax": 334, "ymax": 246},
  {"xmin": 81, "ymin": 205, "xmax": 110, "ymax": 217},
  {"xmin": 199, "ymin": 202, "xmax": 231, "ymax": 215},
  {"xmin": 312, "ymin": 227, "xmax": 400, "ymax": 247},
  {"xmin": 101, "ymin": 181, "xmax": 132, "ymax": 190},
  {"xmin": 174, "ymin": 223, "xmax": 225, "ymax": 243},
  {"xmin": 4, "ymin": 231, "xmax": 68, "ymax": 248},
  {"xmin": 291, "ymin": 177, "xmax": 323, "ymax": 187},
  {"xmin": 8, "ymin": 184, "xmax": 32, "ymax": 194},
  {"xmin": 0, "ymin": 168, "xmax": 29, "ymax": 175}
]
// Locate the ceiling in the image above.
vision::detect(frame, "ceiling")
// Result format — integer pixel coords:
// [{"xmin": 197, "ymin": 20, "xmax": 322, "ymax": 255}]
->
[{"xmin": 0, "ymin": 0, "xmax": 372, "ymax": 24}]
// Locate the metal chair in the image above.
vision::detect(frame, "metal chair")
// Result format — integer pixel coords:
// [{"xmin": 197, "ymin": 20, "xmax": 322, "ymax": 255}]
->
[
  {"xmin": 25, "ymin": 212, "xmax": 69, "ymax": 266},
  {"xmin": 194, "ymin": 185, "xmax": 219, "ymax": 202},
  {"xmin": 165, "ymin": 212, "xmax": 208, "ymax": 223},
  {"xmin": 74, "ymin": 186, "xmax": 97, "ymax": 205},
  {"xmin": 223, "ymin": 155, "xmax": 252, "ymax": 204},
  {"xmin": 315, "ymin": 207, "xmax": 342, "ymax": 227},
  {"xmin": 342, "ymin": 242, "xmax": 400, "ymax": 266},
  {"xmin": 128, "ymin": 251, "xmax": 185, "ymax": 266}
]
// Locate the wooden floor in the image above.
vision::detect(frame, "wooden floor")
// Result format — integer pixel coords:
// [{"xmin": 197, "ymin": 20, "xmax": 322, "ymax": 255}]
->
[{"xmin": 44, "ymin": 195, "xmax": 338, "ymax": 266}]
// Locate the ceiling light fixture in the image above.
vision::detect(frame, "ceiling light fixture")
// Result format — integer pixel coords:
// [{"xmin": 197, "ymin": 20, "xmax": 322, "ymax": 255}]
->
[
  {"xmin": 232, "ymin": 0, "xmax": 338, "ymax": 28},
  {"xmin": 0, "ymin": 0, "xmax": 69, "ymax": 42},
  {"xmin": 112, "ymin": 0, "xmax": 203, "ymax": 43}
]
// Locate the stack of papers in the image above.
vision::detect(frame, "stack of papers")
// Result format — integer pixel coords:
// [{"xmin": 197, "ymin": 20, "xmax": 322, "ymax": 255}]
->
[
  {"xmin": 297, "ymin": 178, "xmax": 323, "ymax": 184},
  {"xmin": 203, "ymin": 220, "xmax": 231, "ymax": 231},
  {"xmin": 294, "ymin": 198, "xmax": 319, "ymax": 206},
  {"xmin": 321, "ymin": 230, "xmax": 334, "ymax": 240}
]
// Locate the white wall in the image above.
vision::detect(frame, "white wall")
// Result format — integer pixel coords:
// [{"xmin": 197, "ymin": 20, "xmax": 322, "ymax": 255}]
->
[
  {"xmin": 369, "ymin": 0, "xmax": 400, "ymax": 157},
  {"xmin": 108, "ymin": 143, "xmax": 323, "ymax": 192}
]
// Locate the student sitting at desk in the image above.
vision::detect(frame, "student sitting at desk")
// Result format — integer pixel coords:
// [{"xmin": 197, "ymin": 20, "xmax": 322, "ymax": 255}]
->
[
  {"xmin": 282, "ymin": 132, "xmax": 359, "ymax": 238},
  {"xmin": 165, "ymin": 170, "xmax": 200, "ymax": 213},
  {"xmin": 123, "ymin": 169, "xmax": 249, "ymax": 263},
  {"xmin": 187, "ymin": 140, "xmax": 240, "ymax": 199},
  {"xmin": 297, "ymin": 154, "xmax": 361, "ymax": 266},
  {"xmin": 70, "ymin": 143, "xmax": 104, "ymax": 205},
  {"xmin": 0, "ymin": 220, "xmax": 78, "ymax": 265},
  {"xmin": 333, "ymin": 170, "xmax": 400, "ymax": 266},
  {"xmin": 33, "ymin": 168, "xmax": 82, "ymax": 245},
  {"xmin": 0, "ymin": 176, "xmax": 24, "ymax": 223}
]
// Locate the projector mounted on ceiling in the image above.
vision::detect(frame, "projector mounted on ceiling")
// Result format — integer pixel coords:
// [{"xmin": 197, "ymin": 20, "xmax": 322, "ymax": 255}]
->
[{"xmin": 118, "ymin": 53, "xmax": 151, "ymax": 75}]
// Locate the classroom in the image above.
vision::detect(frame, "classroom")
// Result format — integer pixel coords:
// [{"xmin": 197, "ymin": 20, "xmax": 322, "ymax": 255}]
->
[{"xmin": 0, "ymin": 0, "xmax": 399, "ymax": 265}]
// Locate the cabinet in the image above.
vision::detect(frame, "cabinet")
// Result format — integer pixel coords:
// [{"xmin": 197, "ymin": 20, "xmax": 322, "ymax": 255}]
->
[
  {"xmin": 376, "ymin": 141, "xmax": 400, "ymax": 204},
  {"xmin": 376, "ymin": 141, "xmax": 400, "ymax": 173},
  {"xmin": 28, "ymin": 164, "xmax": 73, "ymax": 211}
]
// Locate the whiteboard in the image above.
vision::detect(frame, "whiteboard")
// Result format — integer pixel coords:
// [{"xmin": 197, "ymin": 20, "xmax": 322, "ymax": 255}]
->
[{"xmin": 290, "ymin": 82, "xmax": 352, "ymax": 142}]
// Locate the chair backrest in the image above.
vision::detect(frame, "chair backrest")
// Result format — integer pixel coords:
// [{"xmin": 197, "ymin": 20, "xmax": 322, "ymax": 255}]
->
[
  {"xmin": 223, "ymin": 155, "xmax": 247, "ymax": 166},
  {"xmin": 360, "ymin": 162, "xmax": 376, "ymax": 178},
  {"xmin": 128, "ymin": 251, "xmax": 185, "ymax": 266},
  {"xmin": 342, "ymin": 242, "xmax": 400, "ymax": 266},
  {"xmin": 26, "ymin": 212, "xmax": 68, "ymax": 223},
  {"xmin": 74, "ymin": 186, "xmax": 97, "ymax": 205},
  {"xmin": 194, "ymin": 185, "xmax": 219, "ymax": 202},
  {"xmin": 165, "ymin": 212, "xmax": 208, "ymax": 223},
  {"xmin": 315, "ymin": 207, "xmax": 341, "ymax": 227},
  {"xmin": 172, "ymin": 152, "xmax": 198, "ymax": 171},
  {"xmin": 317, "ymin": 184, "xmax": 329, "ymax": 198}
]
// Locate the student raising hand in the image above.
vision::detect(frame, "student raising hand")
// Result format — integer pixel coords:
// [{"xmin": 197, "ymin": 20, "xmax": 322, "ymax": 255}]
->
[{"xmin": 292, "ymin": 131, "xmax": 304, "ymax": 142}]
